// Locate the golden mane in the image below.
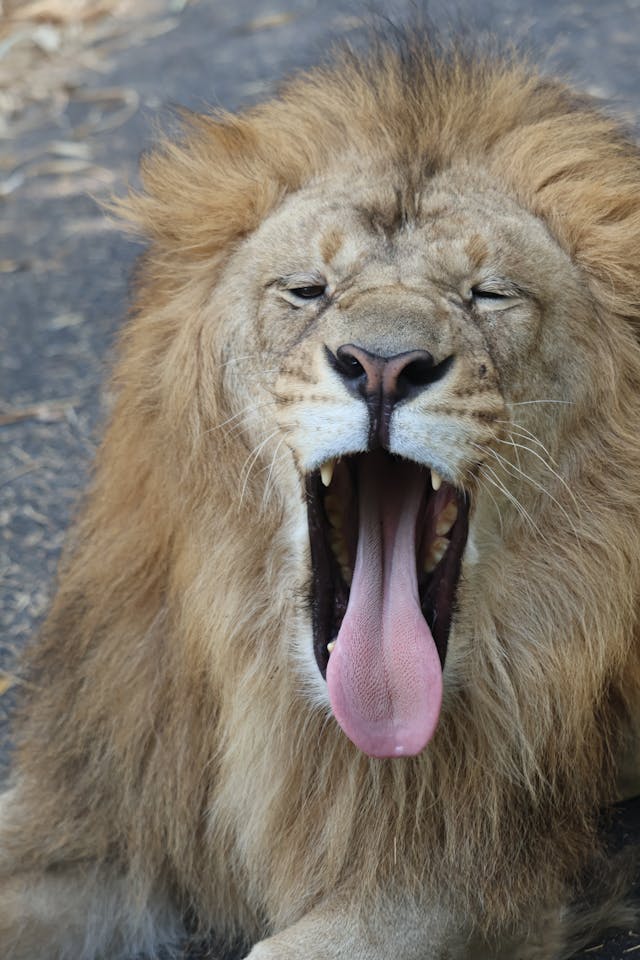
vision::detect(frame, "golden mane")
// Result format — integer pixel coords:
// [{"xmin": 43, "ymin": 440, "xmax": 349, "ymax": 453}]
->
[{"xmin": 9, "ymin": 31, "xmax": 640, "ymax": 952}]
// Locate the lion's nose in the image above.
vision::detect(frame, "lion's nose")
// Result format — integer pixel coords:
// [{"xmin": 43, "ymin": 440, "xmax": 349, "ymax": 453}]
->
[
  {"xmin": 333, "ymin": 344, "xmax": 440, "ymax": 401},
  {"xmin": 327, "ymin": 343, "xmax": 454, "ymax": 447}
]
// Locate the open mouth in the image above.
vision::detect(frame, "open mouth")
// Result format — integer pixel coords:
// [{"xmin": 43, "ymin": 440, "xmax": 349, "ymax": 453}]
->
[{"xmin": 306, "ymin": 450, "xmax": 469, "ymax": 757}]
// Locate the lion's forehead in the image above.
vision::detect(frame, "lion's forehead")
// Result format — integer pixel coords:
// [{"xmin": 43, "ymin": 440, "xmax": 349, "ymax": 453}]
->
[{"xmin": 250, "ymin": 168, "xmax": 570, "ymax": 295}]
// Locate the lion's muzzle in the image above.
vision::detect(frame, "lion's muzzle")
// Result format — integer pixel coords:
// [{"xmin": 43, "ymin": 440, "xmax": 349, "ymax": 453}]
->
[{"xmin": 325, "ymin": 343, "xmax": 455, "ymax": 448}]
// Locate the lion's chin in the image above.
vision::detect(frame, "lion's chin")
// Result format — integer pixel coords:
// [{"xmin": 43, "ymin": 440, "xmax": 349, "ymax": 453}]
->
[{"xmin": 306, "ymin": 450, "xmax": 469, "ymax": 757}]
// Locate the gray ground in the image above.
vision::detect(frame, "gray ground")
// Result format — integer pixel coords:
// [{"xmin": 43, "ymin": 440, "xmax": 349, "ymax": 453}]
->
[{"xmin": 2, "ymin": 0, "xmax": 640, "ymax": 957}]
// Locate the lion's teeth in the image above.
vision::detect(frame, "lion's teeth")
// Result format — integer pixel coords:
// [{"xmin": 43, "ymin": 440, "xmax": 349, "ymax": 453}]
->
[
  {"xmin": 340, "ymin": 563, "xmax": 353, "ymax": 585},
  {"xmin": 320, "ymin": 459, "xmax": 336, "ymax": 487},
  {"xmin": 329, "ymin": 529, "xmax": 352, "ymax": 584},
  {"xmin": 328, "ymin": 509, "xmax": 341, "ymax": 529},
  {"xmin": 424, "ymin": 536, "xmax": 449, "ymax": 573},
  {"xmin": 435, "ymin": 501, "xmax": 458, "ymax": 536},
  {"xmin": 327, "ymin": 640, "xmax": 336, "ymax": 654},
  {"xmin": 431, "ymin": 469, "xmax": 443, "ymax": 491},
  {"xmin": 336, "ymin": 545, "xmax": 349, "ymax": 567},
  {"xmin": 331, "ymin": 529, "xmax": 345, "ymax": 553},
  {"xmin": 325, "ymin": 492, "xmax": 342, "ymax": 530}
]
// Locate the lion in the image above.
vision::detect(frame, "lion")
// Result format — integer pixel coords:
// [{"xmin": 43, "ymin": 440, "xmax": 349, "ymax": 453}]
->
[{"xmin": 2, "ymin": 27, "xmax": 640, "ymax": 960}]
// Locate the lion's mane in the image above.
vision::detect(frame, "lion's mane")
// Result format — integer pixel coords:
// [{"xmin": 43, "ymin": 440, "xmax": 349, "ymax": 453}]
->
[{"xmin": 11, "ymin": 31, "xmax": 640, "ymax": 947}]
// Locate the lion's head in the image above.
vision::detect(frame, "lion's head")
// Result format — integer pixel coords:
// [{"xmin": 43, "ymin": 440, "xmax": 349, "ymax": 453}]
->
[
  {"xmin": 18, "ymin": 33, "xmax": 640, "ymax": 936},
  {"xmin": 224, "ymin": 164, "xmax": 602, "ymax": 759}
]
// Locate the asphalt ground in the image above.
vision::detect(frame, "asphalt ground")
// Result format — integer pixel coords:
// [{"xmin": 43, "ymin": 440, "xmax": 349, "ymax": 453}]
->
[{"xmin": 2, "ymin": 1, "xmax": 640, "ymax": 957}]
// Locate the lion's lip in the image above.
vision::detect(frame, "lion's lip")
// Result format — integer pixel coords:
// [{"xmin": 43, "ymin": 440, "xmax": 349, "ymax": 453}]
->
[{"xmin": 306, "ymin": 452, "xmax": 469, "ymax": 681}]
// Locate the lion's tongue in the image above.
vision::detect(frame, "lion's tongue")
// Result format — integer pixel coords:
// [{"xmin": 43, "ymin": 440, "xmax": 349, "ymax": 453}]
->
[{"xmin": 326, "ymin": 457, "xmax": 443, "ymax": 758}]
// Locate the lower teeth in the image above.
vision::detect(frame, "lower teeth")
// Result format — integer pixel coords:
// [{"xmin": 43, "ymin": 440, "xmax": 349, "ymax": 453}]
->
[{"xmin": 424, "ymin": 536, "xmax": 449, "ymax": 573}]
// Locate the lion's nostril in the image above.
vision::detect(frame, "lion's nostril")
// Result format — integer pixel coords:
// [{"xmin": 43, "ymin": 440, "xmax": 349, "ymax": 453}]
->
[
  {"xmin": 400, "ymin": 356, "xmax": 435, "ymax": 387},
  {"xmin": 331, "ymin": 344, "xmax": 387, "ymax": 398},
  {"xmin": 335, "ymin": 347, "xmax": 368, "ymax": 381},
  {"xmin": 396, "ymin": 354, "xmax": 454, "ymax": 398}
]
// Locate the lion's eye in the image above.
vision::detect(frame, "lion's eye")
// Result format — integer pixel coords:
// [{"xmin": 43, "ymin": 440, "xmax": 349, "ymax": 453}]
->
[
  {"xmin": 470, "ymin": 285, "xmax": 520, "ymax": 308},
  {"xmin": 471, "ymin": 287, "xmax": 510, "ymax": 301},
  {"xmin": 289, "ymin": 285, "xmax": 327, "ymax": 300},
  {"xmin": 276, "ymin": 274, "xmax": 328, "ymax": 305}
]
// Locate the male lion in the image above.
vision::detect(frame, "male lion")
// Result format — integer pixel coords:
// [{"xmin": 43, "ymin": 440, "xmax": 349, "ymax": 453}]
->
[{"xmin": 2, "ymin": 29, "xmax": 640, "ymax": 960}]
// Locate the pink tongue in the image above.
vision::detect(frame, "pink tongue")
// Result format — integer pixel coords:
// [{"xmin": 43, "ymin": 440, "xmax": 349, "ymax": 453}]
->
[{"xmin": 326, "ymin": 456, "xmax": 443, "ymax": 758}]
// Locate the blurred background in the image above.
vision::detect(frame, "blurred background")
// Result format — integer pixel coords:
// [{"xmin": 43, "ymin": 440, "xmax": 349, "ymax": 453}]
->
[{"xmin": 1, "ymin": 1, "xmax": 640, "ymax": 956}]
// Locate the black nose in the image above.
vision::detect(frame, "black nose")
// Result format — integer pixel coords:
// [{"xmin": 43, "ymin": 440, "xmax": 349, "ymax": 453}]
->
[{"xmin": 327, "ymin": 343, "xmax": 454, "ymax": 447}]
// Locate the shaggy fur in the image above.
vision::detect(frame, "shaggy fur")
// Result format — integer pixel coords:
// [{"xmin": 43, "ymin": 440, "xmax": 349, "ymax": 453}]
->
[{"xmin": 3, "ymin": 29, "xmax": 640, "ymax": 960}]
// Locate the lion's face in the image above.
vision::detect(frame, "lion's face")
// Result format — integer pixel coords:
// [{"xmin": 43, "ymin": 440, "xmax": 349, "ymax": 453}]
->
[{"xmin": 210, "ymin": 164, "xmax": 596, "ymax": 759}]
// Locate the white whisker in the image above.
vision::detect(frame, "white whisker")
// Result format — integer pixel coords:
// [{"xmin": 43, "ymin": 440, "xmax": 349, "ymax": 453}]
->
[
  {"xmin": 476, "ymin": 460, "xmax": 544, "ymax": 540},
  {"xmin": 239, "ymin": 429, "xmax": 281, "ymax": 507},
  {"xmin": 261, "ymin": 438, "xmax": 288, "ymax": 512},
  {"xmin": 477, "ymin": 444, "xmax": 581, "ymax": 544},
  {"xmin": 510, "ymin": 399, "xmax": 574, "ymax": 406},
  {"xmin": 494, "ymin": 420, "xmax": 557, "ymax": 462},
  {"xmin": 476, "ymin": 475, "xmax": 505, "ymax": 539},
  {"xmin": 216, "ymin": 354, "xmax": 274, "ymax": 368},
  {"xmin": 203, "ymin": 400, "xmax": 273, "ymax": 438},
  {"xmin": 488, "ymin": 446, "xmax": 571, "ymax": 523},
  {"xmin": 498, "ymin": 435, "xmax": 583, "ymax": 517}
]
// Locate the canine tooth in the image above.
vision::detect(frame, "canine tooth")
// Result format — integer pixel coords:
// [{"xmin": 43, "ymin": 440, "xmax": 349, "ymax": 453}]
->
[
  {"xmin": 327, "ymin": 641, "xmax": 336, "ymax": 654},
  {"xmin": 435, "ymin": 501, "xmax": 458, "ymax": 537},
  {"xmin": 431, "ymin": 469, "xmax": 443, "ymax": 491},
  {"xmin": 321, "ymin": 459, "xmax": 336, "ymax": 487},
  {"xmin": 424, "ymin": 536, "xmax": 449, "ymax": 573}
]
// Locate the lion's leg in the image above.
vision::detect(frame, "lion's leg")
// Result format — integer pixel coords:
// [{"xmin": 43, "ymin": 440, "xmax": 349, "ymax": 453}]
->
[
  {"xmin": 0, "ymin": 787, "xmax": 185, "ymax": 960},
  {"xmin": 243, "ymin": 893, "xmax": 470, "ymax": 960},
  {"xmin": 242, "ymin": 892, "xmax": 593, "ymax": 960}
]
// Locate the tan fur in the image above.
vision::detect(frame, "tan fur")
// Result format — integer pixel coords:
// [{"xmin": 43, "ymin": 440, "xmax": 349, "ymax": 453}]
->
[{"xmin": 3, "ymin": 31, "xmax": 640, "ymax": 960}]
